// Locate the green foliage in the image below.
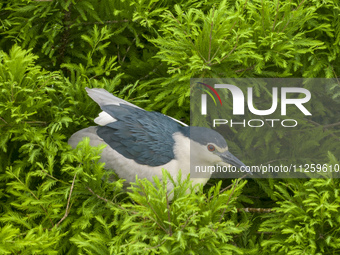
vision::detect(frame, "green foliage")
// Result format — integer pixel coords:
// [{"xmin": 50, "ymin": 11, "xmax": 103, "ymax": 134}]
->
[
  {"xmin": 0, "ymin": 45, "xmax": 249, "ymax": 254},
  {"xmin": 2, "ymin": 0, "xmax": 340, "ymax": 119},
  {"xmin": 68, "ymin": 172, "xmax": 248, "ymax": 254},
  {"xmin": 0, "ymin": 45, "xmax": 65, "ymax": 169},
  {"xmin": 260, "ymin": 154, "xmax": 340, "ymax": 254},
  {"xmin": 140, "ymin": 0, "xmax": 340, "ymax": 120},
  {"xmin": 114, "ymin": 172, "xmax": 248, "ymax": 254},
  {"xmin": 1, "ymin": 0, "xmax": 340, "ymax": 253}
]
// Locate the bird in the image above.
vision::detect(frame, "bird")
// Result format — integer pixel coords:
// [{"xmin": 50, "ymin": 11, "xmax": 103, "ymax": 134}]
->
[{"xmin": 68, "ymin": 87, "xmax": 249, "ymax": 192}]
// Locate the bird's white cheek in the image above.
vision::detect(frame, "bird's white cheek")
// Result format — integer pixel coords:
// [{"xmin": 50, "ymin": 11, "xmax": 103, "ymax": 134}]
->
[{"xmin": 172, "ymin": 132, "xmax": 191, "ymax": 173}]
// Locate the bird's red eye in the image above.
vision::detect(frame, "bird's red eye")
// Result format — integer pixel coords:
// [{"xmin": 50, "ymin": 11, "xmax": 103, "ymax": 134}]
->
[{"xmin": 207, "ymin": 144, "xmax": 215, "ymax": 152}]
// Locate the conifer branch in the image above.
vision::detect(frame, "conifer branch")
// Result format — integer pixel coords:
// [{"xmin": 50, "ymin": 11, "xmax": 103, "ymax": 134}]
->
[
  {"xmin": 276, "ymin": 0, "xmax": 291, "ymax": 31},
  {"xmin": 140, "ymin": 62, "xmax": 164, "ymax": 80},
  {"xmin": 86, "ymin": 187, "xmax": 131, "ymax": 213},
  {"xmin": 87, "ymin": 187, "xmax": 110, "ymax": 203},
  {"xmin": 217, "ymin": 174, "xmax": 247, "ymax": 197},
  {"xmin": 324, "ymin": 122, "xmax": 340, "ymax": 128},
  {"xmin": 211, "ymin": 34, "xmax": 239, "ymax": 66},
  {"xmin": 59, "ymin": 6, "xmax": 72, "ymax": 66},
  {"xmin": 25, "ymin": 121, "xmax": 48, "ymax": 126},
  {"xmin": 218, "ymin": 179, "xmax": 239, "ymax": 223},
  {"xmin": 144, "ymin": 240, "xmax": 167, "ymax": 251},
  {"xmin": 168, "ymin": 12, "xmax": 207, "ymax": 63},
  {"xmin": 56, "ymin": 173, "xmax": 77, "ymax": 227},
  {"xmin": 165, "ymin": 192, "xmax": 172, "ymax": 236},
  {"xmin": 280, "ymin": 0, "xmax": 305, "ymax": 33},
  {"xmin": 32, "ymin": 76, "xmax": 59, "ymax": 96},
  {"xmin": 0, "ymin": 116, "xmax": 8, "ymax": 124},
  {"xmin": 122, "ymin": 36, "xmax": 138, "ymax": 63},
  {"xmin": 208, "ymin": 9, "xmax": 215, "ymax": 63},
  {"xmin": 305, "ymin": 119, "xmax": 340, "ymax": 141},
  {"xmin": 264, "ymin": 158, "xmax": 289, "ymax": 164},
  {"xmin": 180, "ymin": 212, "xmax": 198, "ymax": 231},
  {"xmin": 13, "ymin": 174, "xmax": 55, "ymax": 227},
  {"xmin": 210, "ymin": 0, "xmax": 248, "ymax": 61},
  {"xmin": 76, "ymin": 19, "xmax": 131, "ymax": 27},
  {"xmin": 40, "ymin": 169, "xmax": 67, "ymax": 184},
  {"xmin": 235, "ymin": 65, "xmax": 256, "ymax": 73},
  {"xmin": 139, "ymin": 180, "xmax": 168, "ymax": 233},
  {"xmin": 238, "ymin": 208, "xmax": 272, "ymax": 213},
  {"xmin": 272, "ymin": 0, "xmax": 280, "ymax": 31}
]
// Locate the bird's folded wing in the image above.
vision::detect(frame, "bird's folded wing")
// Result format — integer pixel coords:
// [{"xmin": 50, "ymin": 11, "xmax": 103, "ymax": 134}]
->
[{"xmin": 86, "ymin": 87, "xmax": 188, "ymax": 127}]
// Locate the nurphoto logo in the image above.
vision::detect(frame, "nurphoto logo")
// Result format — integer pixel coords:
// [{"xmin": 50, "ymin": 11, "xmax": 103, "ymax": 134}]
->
[{"xmin": 196, "ymin": 80, "xmax": 312, "ymax": 128}]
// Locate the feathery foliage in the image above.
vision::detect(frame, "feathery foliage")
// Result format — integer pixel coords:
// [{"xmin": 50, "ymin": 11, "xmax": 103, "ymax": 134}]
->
[{"xmin": 1, "ymin": 0, "xmax": 340, "ymax": 253}]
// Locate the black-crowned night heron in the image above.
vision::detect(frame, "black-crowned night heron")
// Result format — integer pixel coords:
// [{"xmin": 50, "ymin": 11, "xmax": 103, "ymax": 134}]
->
[{"xmin": 68, "ymin": 88, "xmax": 248, "ymax": 191}]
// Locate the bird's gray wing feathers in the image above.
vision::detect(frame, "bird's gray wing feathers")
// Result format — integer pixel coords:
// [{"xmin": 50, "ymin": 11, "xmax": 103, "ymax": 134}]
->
[
  {"xmin": 86, "ymin": 87, "xmax": 188, "ymax": 127},
  {"xmin": 97, "ymin": 104, "xmax": 182, "ymax": 166},
  {"xmin": 85, "ymin": 87, "xmax": 142, "ymax": 109}
]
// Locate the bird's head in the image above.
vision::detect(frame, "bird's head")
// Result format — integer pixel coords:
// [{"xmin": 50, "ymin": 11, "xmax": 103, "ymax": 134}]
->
[{"xmin": 179, "ymin": 127, "xmax": 247, "ymax": 173}]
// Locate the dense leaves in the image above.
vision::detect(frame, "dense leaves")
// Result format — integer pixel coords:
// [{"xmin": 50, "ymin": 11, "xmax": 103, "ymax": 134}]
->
[
  {"xmin": 261, "ymin": 155, "xmax": 340, "ymax": 254},
  {"xmin": 1, "ymin": 0, "xmax": 340, "ymax": 254}
]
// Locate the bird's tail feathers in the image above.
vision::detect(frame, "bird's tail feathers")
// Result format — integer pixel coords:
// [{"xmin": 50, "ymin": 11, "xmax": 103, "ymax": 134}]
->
[{"xmin": 85, "ymin": 87, "xmax": 141, "ymax": 109}]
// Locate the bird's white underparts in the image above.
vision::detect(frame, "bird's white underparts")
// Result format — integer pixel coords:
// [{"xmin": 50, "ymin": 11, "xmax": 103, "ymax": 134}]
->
[{"xmin": 68, "ymin": 88, "xmax": 247, "ymax": 193}]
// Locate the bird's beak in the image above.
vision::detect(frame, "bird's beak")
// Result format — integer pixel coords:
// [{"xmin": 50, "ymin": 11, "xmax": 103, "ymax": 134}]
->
[{"xmin": 219, "ymin": 150, "xmax": 252, "ymax": 175}]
